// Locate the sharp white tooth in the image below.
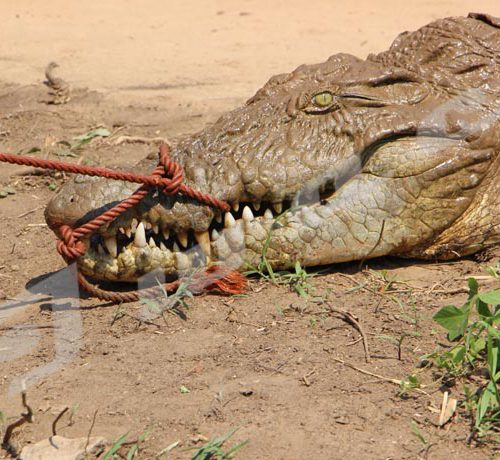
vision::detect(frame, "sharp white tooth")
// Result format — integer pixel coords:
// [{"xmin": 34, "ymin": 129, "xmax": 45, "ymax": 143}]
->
[
  {"xmin": 148, "ymin": 237, "xmax": 157, "ymax": 248},
  {"xmin": 162, "ymin": 228, "xmax": 170, "ymax": 240},
  {"xmin": 215, "ymin": 213, "xmax": 222, "ymax": 224},
  {"xmin": 131, "ymin": 218, "xmax": 138, "ymax": 232},
  {"xmin": 264, "ymin": 209, "xmax": 274, "ymax": 220},
  {"xmin": 253, "ymin": 202, "xmax": 261, "ymax": 211},
  {"xmin": 134, "ymin": 222, "xmax": 147, "ymax": 248},
  {"xmin": 152, "ymin": 224, "xmax": 159, "ymax": 234},
  {"xmin": 173, "ymin": 242, "xmax": 180, "ymax": 252},
  {"xmin": 242, "ymin": 206, "xmax": 254, "ymax": 221},
  {"xmin": 104, "ymin": 236, "xmax": 118, "ymax": 257},
  {"xmin": 178, "ymin": 231, "xmax": 188, "ymax": 248},
  {"xmin": 195, "ymin": 231, "xmax": 211, "ymax": 256},
  {"xmin": 211, "ymin": 229, "xmax": 219, "ymax": 241},
  {"xmin": 125, "ymin": 228, "xmax": 132, "ymax": 238},
  {"xmin": 224, "ymin": 212, "xmax": 236, "ymax": 228},
  {"xmin": 118, "ymin": 227, "xmax": 125, "ymax": 234},
  {"xmin": 232, "ymin": 202, "xmax": 239, "ymax": 212},
  {"xmin": 273, "ymin": 202, "xmax": 283, "ymax": 214},
  {"xmin": 160, "ymin": 242, "xmax": 168, "ymax": 251},
  {"xmin": 144, "ymin": 221, "xmax": 152, "ymax": 230},
  {"xmin": 97, "ymin": 244, "xmax": 105, "ymax": 255}
]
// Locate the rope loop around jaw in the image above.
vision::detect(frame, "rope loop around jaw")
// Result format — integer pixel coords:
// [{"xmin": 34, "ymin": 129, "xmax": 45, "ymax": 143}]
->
[{"xmin": 0, "ymin": 143, "xmax": 246, "ymax": 302}]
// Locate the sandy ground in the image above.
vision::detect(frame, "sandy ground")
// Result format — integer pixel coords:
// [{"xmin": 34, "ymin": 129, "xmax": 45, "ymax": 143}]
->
[{"xmin": 1, "ymin": 1, "xmax": 500, "ymax": 459}]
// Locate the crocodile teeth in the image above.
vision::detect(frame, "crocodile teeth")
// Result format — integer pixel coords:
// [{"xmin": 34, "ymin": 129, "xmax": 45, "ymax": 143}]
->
[
  {"xmin": 131, "ymin": 218, "xmax": 138, "ymax": 233},
  {"xmin": 242, "ymin": 206, "xmax": 254, "ymax": 221},
  {"xmin": 125, "ymin": 228, "xmax": 132, "ymax": 238},
  {"xmin": 178, "ymin": 231, "xmax": 188, "ymax": 248},
  {"xmin": 232, "ymin": 202, "xmax": 239, "ymax": 212},
  {"xmin": 118, "ymin": 227, "xmax": 125, "ymax": 234},
  {"xmin": 98, "ymin": 244, "xmax": 106, "ymax": 255},
  {"xmin": 264, "ymin": 209, "xmax": 274, "ymax": 220},
  {"xmin": 273, "ymin": 202, "xmax": 282, "ymax": 214},
  {"xmin": 152, "ymin": 223, "xmax": 159, "ymax": 234},
  {"xmin": 253, "ymin": 202, "xmax": 261, "ymax": 211},
  {"xmin": 195, "ymin": 231, "xmax": 211, "ymax": 256},
  {"xmin": 104, "ymin": 236, "xmax": 118, "ymax": 257},
  {"xmin": 162, "ymin": 228, "xmax": 170, "ymax": 240},
  {"xmin": 215, "ymin": 213, "xmax": 222, "ymax": 224},
  {"xmin": 160, "ymin": 242, "xmax": 167, "ymax": 251},
  {"xmin": 144, "ymin": 221, "xmax": 152, "ymax": 230},
  {"xmin": 173, "ymin": 242, "xmax": 181, "ymax": 252},
  {"xmin": 134, "ymin": 222, "xmax": 147, "ymax": 248},
  {"xmin": 224, "ymin": 212, "xmax": 236, "ymax": 228},
  {"xmin": 148, "ymin": 237, "xmax": 157, "ymax": 248},
  {"xmin": 211, "ymin": 229, "xmax": 219, "ymax": 241}
]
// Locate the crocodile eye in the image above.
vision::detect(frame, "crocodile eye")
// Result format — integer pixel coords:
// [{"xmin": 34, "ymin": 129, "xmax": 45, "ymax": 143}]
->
[{"xmin": 312, "ymin": 91, "xmax": 334, "ymax": 108}]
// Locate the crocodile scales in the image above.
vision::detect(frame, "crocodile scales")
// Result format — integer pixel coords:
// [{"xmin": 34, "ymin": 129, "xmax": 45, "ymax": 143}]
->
[{"xmin": 45, "ymin": 13, "xmax": 500, "ymax": 282}]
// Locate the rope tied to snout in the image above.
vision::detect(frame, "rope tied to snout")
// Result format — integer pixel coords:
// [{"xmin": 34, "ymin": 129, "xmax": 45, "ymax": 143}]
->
[{"xmin": 0, "ymin": 144, "xmax": 246, "ymax": 302}]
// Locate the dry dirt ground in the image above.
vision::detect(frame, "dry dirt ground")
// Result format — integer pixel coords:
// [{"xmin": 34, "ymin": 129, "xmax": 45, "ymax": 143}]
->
[{"xmin": 1, "ymin": 1, "xmax": 500, "ymax": 459}]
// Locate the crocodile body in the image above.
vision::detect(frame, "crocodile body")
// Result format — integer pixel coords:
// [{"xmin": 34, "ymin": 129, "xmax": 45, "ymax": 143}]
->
[{"xmin": 45, "ymin": 13, "xmax": 500, "ymax": 282}]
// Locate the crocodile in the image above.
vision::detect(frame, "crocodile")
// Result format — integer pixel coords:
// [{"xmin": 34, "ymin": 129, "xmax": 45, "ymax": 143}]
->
[{"xmin": 44, "ymin": 13, "xmax": 500, "ymax": 283}]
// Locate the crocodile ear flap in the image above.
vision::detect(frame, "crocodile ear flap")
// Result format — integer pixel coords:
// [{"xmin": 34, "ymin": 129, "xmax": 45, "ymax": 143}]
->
[{"xmin": 366, "ymin": 68, "xmax": 424, "ymax": 87}]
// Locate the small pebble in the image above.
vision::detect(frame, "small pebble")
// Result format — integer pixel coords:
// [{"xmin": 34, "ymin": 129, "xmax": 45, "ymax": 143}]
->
[{"xmin": 239, "ymin": 389, "xmax": 254, "ymax": 396}]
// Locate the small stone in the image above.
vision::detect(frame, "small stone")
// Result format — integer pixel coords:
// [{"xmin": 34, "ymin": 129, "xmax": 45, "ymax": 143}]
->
[
  {"xmin": 20, "ymin": 435, "xmax": 106, "ymax": 460},
  {"xmin": 239, "ymin": 389, "xmax": 254, "ymax": 397}
]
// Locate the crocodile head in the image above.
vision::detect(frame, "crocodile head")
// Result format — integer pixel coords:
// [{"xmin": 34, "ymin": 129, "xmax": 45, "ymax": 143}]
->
[{"xmin": 45, "ymin": 15, "xmax": 500, "ymax": 283}]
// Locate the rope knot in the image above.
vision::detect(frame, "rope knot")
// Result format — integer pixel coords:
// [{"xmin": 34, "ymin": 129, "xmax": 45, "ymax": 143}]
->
[
  {"xmin": 56, "ymin": 224, "xmax": 86, "ymax": 261},
  {"xmin": 158, "ymin": 143, "xmax": 184, "ymax": 195}
]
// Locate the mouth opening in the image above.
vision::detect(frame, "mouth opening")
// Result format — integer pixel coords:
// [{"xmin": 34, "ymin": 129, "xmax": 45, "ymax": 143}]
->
[{"xmin": 77, "ymin": 173, "xmax": 338, "ymax": 282}]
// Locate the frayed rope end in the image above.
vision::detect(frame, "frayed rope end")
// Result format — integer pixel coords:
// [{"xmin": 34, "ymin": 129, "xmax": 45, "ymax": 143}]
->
[{"xmin": 190, "ymin": 264, "xmax": 247, "ymax": 295}]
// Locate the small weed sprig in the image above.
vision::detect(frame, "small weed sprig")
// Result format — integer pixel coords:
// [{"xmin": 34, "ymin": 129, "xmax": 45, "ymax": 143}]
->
[
  {"xmin": 55, "ymin": 127, "xmax": 110, "ymax": 157},
  {"xmin": 102, "ymin": 430, "xmax": 151, "ymax": 460},
  {"xmin": 422, "ymin": 276, "xmax": 500, "ymax": 439},
  {"xmin": 244, "ymin": 209, "xmax": 315, "ymax": 298},
  {"xmin": 187, "ymin": 428, "xmax": 248, "ymax": 460}
]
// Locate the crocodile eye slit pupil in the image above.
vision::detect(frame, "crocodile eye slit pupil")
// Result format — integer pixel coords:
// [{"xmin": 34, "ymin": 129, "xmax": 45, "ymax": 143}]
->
[{"xmin": 312, "ymin": 92, "xmax": 333, "ymax": 108}]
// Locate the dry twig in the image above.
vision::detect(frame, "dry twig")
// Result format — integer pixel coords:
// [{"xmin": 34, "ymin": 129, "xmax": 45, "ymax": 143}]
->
[
  {"xmin": 112, "ymin": 135, "xmax": 168, "ymax": 146},
  {"xmin": 51, "ymin": 406, "xmax": 69, "ymax": 436},
  {"xmin": 1, "ymin": 390, "xmax": 34, "ymax": 457},
  {"xmin": 327, "ymin": 304, "xmax": 371, "ymax": 363}
]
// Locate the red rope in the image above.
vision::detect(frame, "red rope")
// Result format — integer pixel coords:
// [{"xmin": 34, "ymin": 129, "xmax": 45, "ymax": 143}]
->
[{"xmin": 0, "ymin": 144, "xmax": 246, "ymax": 302}]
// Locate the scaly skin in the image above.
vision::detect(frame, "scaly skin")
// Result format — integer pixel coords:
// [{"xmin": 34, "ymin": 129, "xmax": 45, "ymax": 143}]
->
[{"xmin": 45, "ymin": 13, "xmax": 500, "ymax": 282}]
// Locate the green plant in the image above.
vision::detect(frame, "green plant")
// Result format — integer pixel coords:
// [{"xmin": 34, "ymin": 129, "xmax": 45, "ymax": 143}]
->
[
  {"xmin": 485, "ymin": 259, "xmax": 500, "ymax": 280},
  {"xmin": 187, "ymin": 428, "xmax": 248, "ymax": 460},
  {"xmin": 278, "ymin": 261, "xmax": 315, "ymax": 298},
  {"xmin": 102, "ymin": 430, "xmax": 150, "ymax": 460},
  {"xmin": 399, "ymin": 374, "xmax": 422, "ymax": 396},
  {"xmin": 56, "ymin": 127, "xmax": 110, "ymax": 157},
  {"xmin": 410, "ymin": 420, "xmax": 427, "ymax": 446},
  {"xmin": 424, "ymin": 278, "xmax": 499, "ymax": 438},
  {"xmin": 139, "ymin": 275, "xmax": 195, "ymax": 319},
  {"xmin": 243, "ymin": 211, "xmax": 315, "ymax": 298}
]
